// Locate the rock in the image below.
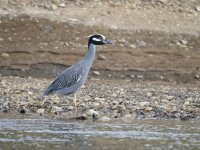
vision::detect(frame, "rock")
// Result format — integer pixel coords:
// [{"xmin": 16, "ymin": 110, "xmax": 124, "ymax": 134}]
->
[
  {"xmin": 130, "ymin": 44, "xmax": 136, "ymax": 48},
  {"xmin": 36, "ymin": 108, "xmax": 45, "ymax": 114},
  {"xmin": 180, "ymin": 113, "xmax": 191, "ymax": 121},
  {"xmin": 111, "ymin": 110, "xmax": 121, "ymax": 118},
  {"xmin": 19, "ymin": 107, "xmax": 28, "ymax": 114},
  {"xmin": 139, "ymin": 102, "xmax": 150, "ymax": 107},
  {"xmin": 146, "ymin": 92, "xmax": 153, "ymax": 98},
  {"xmin": 2, "ymin": 53, "xmax": 9, "ymax": 57},
  {"xmin": 58, "ymin": 3, "xmax": 66, "ymax": 8},
  {"xmin": 112, "ymin": 101, "xmax": 119, "ymax": 105},
  {"xmin": 97, "ymin": 55, "xmax": 106, "ymax": 60},
  {"xmin": 94, "ymin": 97, "xmax": 105, "ymax": 101},
  {"xmin": 87, "ymin": 109, "xmax": 100, "ymax": 117},
  {"xmin": 136, "ymin": 75, "xmax": 144, "ymax": 79},
  {"xmin": 75, "ymin": 114, "xmax": 88, "ymax": 120},
  {"xmin": 93, "ymin": 71, "xmax": 100, "ymax": 76},
  {"xmin": 183, "ymin": 101, "xmax": 190, "ymax": 106},
  {"xmin": 51, "ymin": 106, "xmax": 63, "ymax": 113},
  {"xmin": 67, "ymin": 106, "xmax": 74, "ymax": 110},
  {"xmin": 43, "ymin": 100, "xmax": 52, "ymax": 109},
  {"xmin": 136, "ymin": 40, "xmax": 146, "ymax": 47},
  {"xmin": 42, "ymin": 25, "xmax": 53, "ymax": 33},
  {"xmin": 51, "ymin": 4, "xmax": 58, "ymax": 10},
  {"xmin": 194, "ymin": 74, "xmax": 200, "ymax": 79},
  {"xmin": 180, "ymin": 39, "xmax": 188, "ymax": 45},
  {"xmin": 8, "ymin": 37, "xmax": 12, "ymax": 41},
  {"xmin": 195, "ymin": 6, "xmax": 200, "ymax": 12},
  {"xmin": 0, "ymin": 38, "xmax": 4, "ymax": 41},
  {"xmin": 145, "ymin": 107, "xmax": 153, "ymax": 111},
  {"xmin": 99, "ymin": 116, "xmax": 111, "ymax": 122},
  {"xmin": 157, "ymin": 0, "xmax": 168, "ymax": 4},
  {"xmin": 123, "ymin": 114, "xmax": 132, "ymax": 119},
  {"xmin": 164, "ymin": 95, "xmax": 174, "ymax": 100}
]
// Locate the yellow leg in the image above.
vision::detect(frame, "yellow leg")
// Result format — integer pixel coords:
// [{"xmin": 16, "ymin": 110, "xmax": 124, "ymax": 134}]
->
[{"xmin": 73, "ymin": 93, "xmax": 77, "ymax": 109}]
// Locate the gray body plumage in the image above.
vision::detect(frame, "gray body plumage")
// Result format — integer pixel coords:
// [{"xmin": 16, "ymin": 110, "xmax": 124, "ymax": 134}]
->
[{"xmin": 44, "ymin": 44, "xmax": 96, "ymax": 96}]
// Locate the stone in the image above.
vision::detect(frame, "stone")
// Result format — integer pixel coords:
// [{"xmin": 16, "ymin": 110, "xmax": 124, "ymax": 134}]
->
[
  {"xmin": 19, "ymin": 107, "xmax": 28, "ymax": 114},
  {"xmin": 2, "ymin": 53, "xmax": 9, "ymax": 57},
  {"xmin": 67, "ymin": 106, "xmax": 74, "ymax": 110},
  {"xmin": 136, "ymin": 40, "xmax": 146, "ymax": 47},
  {"xmin": 58, "ymin": 3, "xmax": 66, "ymax": 8},
  {"xmin": 123, "ymin": 114, "xmax": 132, "ymax": 119},
  {"xmin": 145, "ymin": 107, "xmax": 153, "ymax": 111},
  {"xmin": 0, "ymin": 38, "xmax": 4, "ymax": 41},
  {"xmin": 130, "ymin": 44, "xmax": 136, "ymax": 48},
  {"xmin": 180, "ymin": 39, "xmax": 188, "ymax": 45},
  {"xmin": 51, "ymin": 106, "xmax": 63, "ymax": 113},
  {"xmin": 36, "ymin": 108, "xmax": 45, "ymax": 114},
  {"xmin": 97, "ymin": 55, "xmax": 106, "ymax": 60},
  {"xmin": 87, "ymin": 109, "xmax": 100, "ymax": 117},
  {"xmin": 51, "ymin": 4, "xmax": 58, "ymax": 10},
  {"xmin": 137, "ymin": 75, "xmax": 144, "ymax": 79},
  {"xmin": 146, "ymin": 92, "xmax": 153, "ymax": 98},
  {"xmin": 183, "ymin": 101, "xmax": 190, "ymax": 106},
  {"xmin": 195, "ymin": 6, "xmax": 200, "ymax": 12},
  {"xmin": 157, "ymin": 0, "xmax": 168, "ymax": 4},
  {"xmin": 139, "ymin": 102, "xmax": 149, "ymax": 107},
  {"xmin": 99, "ymin": 116, "xmax": 111, "ymax": 122},
  {"xmin": 93, "ymin": 71, "xmax": 100, "ymax": 76},
  {"xmin": 194, "ymin": 74, "xmax": 200, "ymax": 79}
]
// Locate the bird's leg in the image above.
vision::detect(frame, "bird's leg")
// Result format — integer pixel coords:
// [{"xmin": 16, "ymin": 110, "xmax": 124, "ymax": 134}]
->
[{"xmin": 73, "ymin": 93, "xmax": 77, "ymax": 109}]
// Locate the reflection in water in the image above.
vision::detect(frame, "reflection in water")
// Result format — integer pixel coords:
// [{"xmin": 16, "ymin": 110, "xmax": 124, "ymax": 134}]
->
[{"xmin": 0, "ymin": 115, "xmax": 199, "ymax": 150}]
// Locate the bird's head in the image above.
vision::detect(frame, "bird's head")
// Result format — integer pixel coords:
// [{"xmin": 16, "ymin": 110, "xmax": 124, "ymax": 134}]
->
[{"xmin": 87, "ymin": 34, "xmax": 112, "ymax": 45}]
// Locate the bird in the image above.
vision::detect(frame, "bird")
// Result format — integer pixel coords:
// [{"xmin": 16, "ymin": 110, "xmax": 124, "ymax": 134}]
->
[{"xmin": 43, "ymin": 34, "xmax": 112, "ymax": 109}]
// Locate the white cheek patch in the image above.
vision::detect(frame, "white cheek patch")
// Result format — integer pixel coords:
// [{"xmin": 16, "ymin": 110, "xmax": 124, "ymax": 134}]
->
[{"xmin": 92, "ymin": 37, "xmax": 101, "ymax": 42}]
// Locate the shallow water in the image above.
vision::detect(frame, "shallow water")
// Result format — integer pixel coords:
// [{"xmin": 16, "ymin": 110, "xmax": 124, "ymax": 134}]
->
[{"xmin": 0, "ymin": 114, "xmax": 199, "ymax": 150}]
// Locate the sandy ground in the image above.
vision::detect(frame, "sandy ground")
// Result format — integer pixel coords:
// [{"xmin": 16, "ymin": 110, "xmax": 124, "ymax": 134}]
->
[{"xmin": 0, "ymin": 0, "xmax": 200, "ymax": 120}]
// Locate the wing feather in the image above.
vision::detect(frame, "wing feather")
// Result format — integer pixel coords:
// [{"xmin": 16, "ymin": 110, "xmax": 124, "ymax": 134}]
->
[{"xmin": 44, "ymin": 64, "xmax": 85, "ymax": 95}]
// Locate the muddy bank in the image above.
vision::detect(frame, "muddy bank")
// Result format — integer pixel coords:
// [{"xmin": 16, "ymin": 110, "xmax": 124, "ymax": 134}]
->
[
  {"xmin": 0, "ymin": 0, "xmax": 200, "ymax": 84},
  {"xmin": 0, "ymin": 76, "xmax": 200, "ymax": 121}
]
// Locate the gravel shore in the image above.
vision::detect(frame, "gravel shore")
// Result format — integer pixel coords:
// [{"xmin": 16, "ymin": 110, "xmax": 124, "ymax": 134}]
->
[{"xmin": 0, "ymin": 75, "xmax": 199, "ymax": 121}]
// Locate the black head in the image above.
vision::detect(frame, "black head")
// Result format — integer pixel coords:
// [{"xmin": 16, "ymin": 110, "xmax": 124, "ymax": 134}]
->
[{"xmin": 88, "ymin": 34, "xmax": 112, "ymax": 46}]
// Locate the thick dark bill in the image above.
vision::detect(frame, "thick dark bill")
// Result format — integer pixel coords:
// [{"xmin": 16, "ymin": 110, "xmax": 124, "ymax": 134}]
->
[{"xmin": 103, "ymin": 40, "xmax": 112, "ymax": 44}]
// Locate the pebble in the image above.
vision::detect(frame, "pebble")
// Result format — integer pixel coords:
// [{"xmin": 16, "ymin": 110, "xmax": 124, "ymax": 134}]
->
[
  {"xmin": 157, "ymin": 0, "xmax": 168, "ymax": 4},
  {"xmin": 87, "ymin": 109, "xmax": 100, "ymax": 117},
  {"xmin": 93, "ymin": 71, "xmax": 100, "ymax": 76},
  {"xmin": 36, "ymin": 108, "xmax": 45, "ymax": 114},
  {"xmin": 123, "ymin": 114, "xmax": 132, "ymax": 119},
  {"xmin": 195, "ymin": 6, "xmax": 200, "ymax": 12},
  {"xmin": 20, "ymin": 107, "xmax": 28, "ymax": 114},
  {"xmin": 136, "ymin": 40, "xmax": 146, "ymax": 47},
  {"xmin": 2, "ymin": 53, "xmax": 9, "ymax": 57},
  {"xmin": 180, "ymin": 39, "xmax": 188, "ymax": 45},
  {"xmin": 146, "ymin": 92, "xmax": 153, "ymax": 98},
  {"xmin": 194, "ymin": 74, "xmax": 200, "ymax": 79},
  {"xmin": 130, "ymin": 44, "xmax": 136, "ymax": 49},
  {"xmin": 67, "ymin": 106, "xmax": 74, "ymax": 110},
  {"xmin": 58, "ymin": 3, "xmax": 66, "ymax": 8},
  {"xmin": 0, "ymin": 38, "xmax": 4, "ymax": 41},
  {"xmin": 51, "ymin": 106, "xmax": 63, "ymax": 113},
  {"xmin": 139, "ymin": 102, "xmax": 150, "ymax": 107},
  {"xmin": 97, "ymin": 55, "xmax": 106, "ymax": 60},
  {"xmin": 51, "ymin": 4, "xmax": 58, "ymax": 10},
  {"xmin": 0, "ymin": 76, "xmax": 199, "ymax": 121},
  {"xmin": 99, "ymin": 116, "xmax": 111, "ymax": 122}
]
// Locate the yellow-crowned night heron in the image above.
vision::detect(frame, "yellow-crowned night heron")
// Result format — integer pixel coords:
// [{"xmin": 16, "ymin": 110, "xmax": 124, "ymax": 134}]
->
[{"xmin": 43, "ymin": 34, "xmax": 112, "ymax": 108}]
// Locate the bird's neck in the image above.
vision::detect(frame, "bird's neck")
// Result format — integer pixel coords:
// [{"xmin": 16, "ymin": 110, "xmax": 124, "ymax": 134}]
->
[{"xmin": 83, "ymin": 43, "xmax": 96, "ymax": 67}]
